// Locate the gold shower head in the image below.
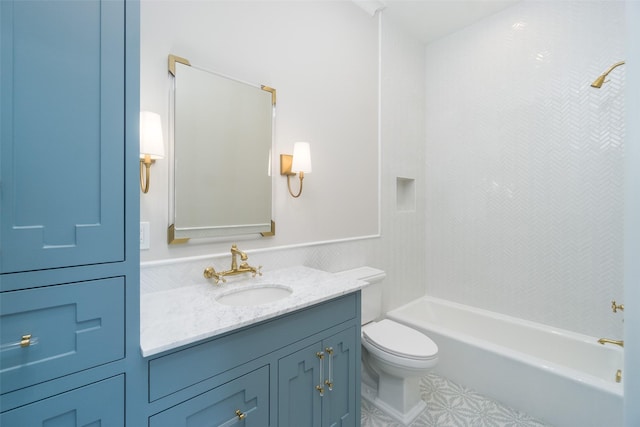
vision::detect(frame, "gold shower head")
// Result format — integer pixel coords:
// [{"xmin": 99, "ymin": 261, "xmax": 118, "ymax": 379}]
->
[
  {"xmin": 591, "ymin": 60, "xmax": 625, "ymax": 88},
  {"xmin": 590, "ymin": 74, "xmax": 607, "ymax": 89}
]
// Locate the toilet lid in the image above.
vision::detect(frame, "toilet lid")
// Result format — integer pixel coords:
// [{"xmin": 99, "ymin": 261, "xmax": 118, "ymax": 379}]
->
[{"xmin": 363, "ymin": 319, "xmax": 438, "ymax": 360}]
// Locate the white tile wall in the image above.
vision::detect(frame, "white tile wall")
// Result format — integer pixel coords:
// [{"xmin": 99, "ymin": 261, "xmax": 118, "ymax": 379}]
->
[{"xmin": 424, "ymin": 1, "xmax": 625, "ymax": 338}]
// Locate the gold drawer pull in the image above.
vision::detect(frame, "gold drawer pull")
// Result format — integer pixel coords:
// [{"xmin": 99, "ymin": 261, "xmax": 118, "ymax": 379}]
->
[
  {"xmin": 0, "ymin": 335, "xmax": 38, "ymax": 351},
  {"xmin": 235, "ymin": 409, "xmax": 246, "ymax": 420},
  {"xmin": 0, "ymin": 335, "xmax": 39, "ymax": 351},
  {"xmin": 20, "ymin": 334, "xmax": 32, "ymax": 347},
  {"xmin": 316, "ymin": 351, "xmax": 325, "ymax": 396},
  {"xmin": 325, "ymin": 347, "xmax": 334, "ymax": 391}
]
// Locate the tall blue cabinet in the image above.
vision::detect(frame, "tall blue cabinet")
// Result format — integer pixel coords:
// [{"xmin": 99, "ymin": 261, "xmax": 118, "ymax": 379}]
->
[{"xmin": 0, "ymin": 0, "xmax": 141, "ymax": 425}]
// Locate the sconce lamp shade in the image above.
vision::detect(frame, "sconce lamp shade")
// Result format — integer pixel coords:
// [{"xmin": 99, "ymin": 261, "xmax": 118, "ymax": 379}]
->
[
  {"xmin": 291, "ymin": 142, "xmax": 312, "ymax": 173},
  {"xmin": 140, "ymin": 111, "xmax": 165, "ymax": 159}
]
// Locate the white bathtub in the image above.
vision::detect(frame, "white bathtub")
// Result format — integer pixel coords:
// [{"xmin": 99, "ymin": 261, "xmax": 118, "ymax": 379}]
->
[{"xmin": 387, "ymin": 296, "xmax": 624, "ymax": 427}]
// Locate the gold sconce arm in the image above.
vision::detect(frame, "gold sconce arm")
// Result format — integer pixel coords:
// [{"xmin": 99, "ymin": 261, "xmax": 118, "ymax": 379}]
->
[
  {"xmin": 280, "ymin": 142, "xmax": 311, "ymax": 198},
  {"xmin": 288, "ymin": 172, "xmax": 305, "ymax": 198},
  {"xmin": 139, "ymin": 111, "xmax": 164, "ymax": 194},
  {"xmin": 281, "ymin": 153, "xmax": 305, "ymax": 198},
  {"xmin": 140, "ymin": 155, "xmax": 155, "ymax": 194}
]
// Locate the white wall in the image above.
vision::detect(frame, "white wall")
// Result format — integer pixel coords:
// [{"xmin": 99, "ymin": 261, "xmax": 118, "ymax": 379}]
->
[
  {"xmin": 140, "ymin": 0, "xmax": 379, "ymax": 262},
  {"xmin": 140, "ymin": 2, "xmax": 427, "ymax": 314},
  {"xmin": 424, "ymin": 1, "xmax": 625, "ymax": 338}
]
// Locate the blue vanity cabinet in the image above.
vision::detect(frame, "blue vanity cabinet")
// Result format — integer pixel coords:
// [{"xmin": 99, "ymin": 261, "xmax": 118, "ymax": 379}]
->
[
  {"xmin": 277, "ymin": 326, "xmax": 358, "ymax": 427},
  {"xmin": 145, "ymin": 293, "xmax": 361, "ymax": 427},
  {"xmin": 0, "ymin": 0, "xmax": 141, "ymax": 425}
]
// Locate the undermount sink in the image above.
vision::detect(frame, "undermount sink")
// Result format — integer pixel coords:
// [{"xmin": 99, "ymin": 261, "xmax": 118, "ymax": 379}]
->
[{"xmin": 215, "ymin": 284, "xmax": 293, "ymax": 306}]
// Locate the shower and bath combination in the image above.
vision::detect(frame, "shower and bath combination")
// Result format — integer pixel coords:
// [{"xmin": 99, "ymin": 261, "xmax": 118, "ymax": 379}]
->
[{"xmin": 591, "ymin": 60, "xmax": 625, "ymax": 88}]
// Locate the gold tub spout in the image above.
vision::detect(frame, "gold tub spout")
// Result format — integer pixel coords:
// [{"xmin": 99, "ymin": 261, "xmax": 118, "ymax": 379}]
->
[{"xmin": 597, "ymin": 338, "xmax": 624, "ymax": 347}]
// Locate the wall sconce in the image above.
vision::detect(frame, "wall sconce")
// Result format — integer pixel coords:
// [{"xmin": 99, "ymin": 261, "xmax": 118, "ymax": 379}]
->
[
  {"xmin": 280, "ymin": 142, "xmax": 312, "ymax": 198},
  {"xmin": 139, "ymin": 111, "xmax": 165, "ymax": 194}
]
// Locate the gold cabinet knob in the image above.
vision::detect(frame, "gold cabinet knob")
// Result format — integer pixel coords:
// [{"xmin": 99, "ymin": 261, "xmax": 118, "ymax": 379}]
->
[{"xmin": 235, "ymin": 409, "xmax": 246, "ymax": 420}]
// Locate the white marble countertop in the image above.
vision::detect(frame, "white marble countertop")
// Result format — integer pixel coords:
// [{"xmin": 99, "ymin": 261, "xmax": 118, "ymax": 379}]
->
[{"xmin": 140, "ymin": 265, "xmax": 366, "ymax": 357}]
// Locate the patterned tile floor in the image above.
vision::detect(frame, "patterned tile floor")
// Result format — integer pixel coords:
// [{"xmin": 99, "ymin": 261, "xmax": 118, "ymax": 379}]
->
[{"xmin": 361, "ymin": 373, "xmax": 553, "ymax": 427}]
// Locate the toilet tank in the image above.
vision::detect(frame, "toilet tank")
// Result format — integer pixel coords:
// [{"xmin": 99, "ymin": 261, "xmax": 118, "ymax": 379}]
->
[{"xmin": 334, "ymin": 267, "xmax": 386, "ymax": 325}]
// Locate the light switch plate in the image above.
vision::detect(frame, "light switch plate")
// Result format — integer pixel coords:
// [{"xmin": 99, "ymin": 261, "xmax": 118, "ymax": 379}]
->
[{"xmin": 140, "ymin": 222, "xmax": 150, "ymax": 250}]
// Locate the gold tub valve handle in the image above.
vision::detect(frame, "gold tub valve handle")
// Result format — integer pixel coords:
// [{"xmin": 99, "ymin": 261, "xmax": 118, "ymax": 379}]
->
[{"xmin": 611, "ymin": 300, "xmax": 624, "ymax": 313}]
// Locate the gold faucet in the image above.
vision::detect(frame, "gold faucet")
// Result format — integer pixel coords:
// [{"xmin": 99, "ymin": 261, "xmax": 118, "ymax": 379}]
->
[
  {"xmin": 597, "ymin": 338, "xmax": 624, "ymax": 347},
  {"xmin": 203, "ymin": 244, "xmax": 262, "ymax": 284}
]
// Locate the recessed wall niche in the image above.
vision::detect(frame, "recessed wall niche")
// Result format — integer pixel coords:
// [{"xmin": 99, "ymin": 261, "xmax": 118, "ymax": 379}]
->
[{"xmin": 396, "ymin": 177, "xmax": 416, "ymax": 212}]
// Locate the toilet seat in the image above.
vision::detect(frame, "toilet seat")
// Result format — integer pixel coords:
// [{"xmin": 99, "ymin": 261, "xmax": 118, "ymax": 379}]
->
[{"xmin": 362, "ymin": 319, "xmax": 438, "ymax": 361}]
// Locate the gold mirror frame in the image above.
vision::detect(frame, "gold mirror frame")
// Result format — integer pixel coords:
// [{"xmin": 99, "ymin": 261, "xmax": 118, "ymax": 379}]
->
[{"xmin": 168, "ymin": 54, "xmax": 275, "ymax": 244}]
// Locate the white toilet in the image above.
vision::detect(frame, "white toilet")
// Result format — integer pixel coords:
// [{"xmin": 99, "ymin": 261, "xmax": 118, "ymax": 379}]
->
[{"xmin": 336, "ymin": 267, "xmax": 438, "ymax": 426}]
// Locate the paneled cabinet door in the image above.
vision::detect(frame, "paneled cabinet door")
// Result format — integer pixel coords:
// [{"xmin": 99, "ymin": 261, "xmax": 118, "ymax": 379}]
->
[
  {"xmin": 0, "ymin": 0, "xmax": 125, "ymax": 274},
  {"xmin": 321, "ymin": 327, "xmax": 358, "ymax": 427},
  {"xmin": 278, "ymin": 326, "xmax": 358, "ymax": 427},
  {"xmin": 278, "ymin": 342, "xmax": 324, "ymax": 427}
]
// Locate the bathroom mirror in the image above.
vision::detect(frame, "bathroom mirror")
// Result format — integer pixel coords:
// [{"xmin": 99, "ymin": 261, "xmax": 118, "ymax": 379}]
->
[{"xmin": 168, "ymin": 55, "xmax": 275, "ymax": 243}]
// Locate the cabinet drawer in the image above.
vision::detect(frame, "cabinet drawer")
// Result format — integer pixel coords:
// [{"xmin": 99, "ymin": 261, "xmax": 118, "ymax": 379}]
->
[
  {"xmin": 0, "ymin": 375, "xmax": 124, "ymax": 426},
  {"xmin": 0, "ymin": 278, "xmax": 125, "ymax": 394},
  {"xmin": 150, "ymin": 366, "xmax": 269, "ymax": 427}
]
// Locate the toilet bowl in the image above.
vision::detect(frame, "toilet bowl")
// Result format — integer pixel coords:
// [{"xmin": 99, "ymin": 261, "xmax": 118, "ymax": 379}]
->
[
  {"xmin": 361, "ymin": 319, "xmax": 438, "ymax": 425},
  {"xmin": 335, "ymin": 267, "xmax": 439, "ymax": 426},
  {"xmin": 363, "ymin": 319, "xmax": 438, "ymax": 373}
]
